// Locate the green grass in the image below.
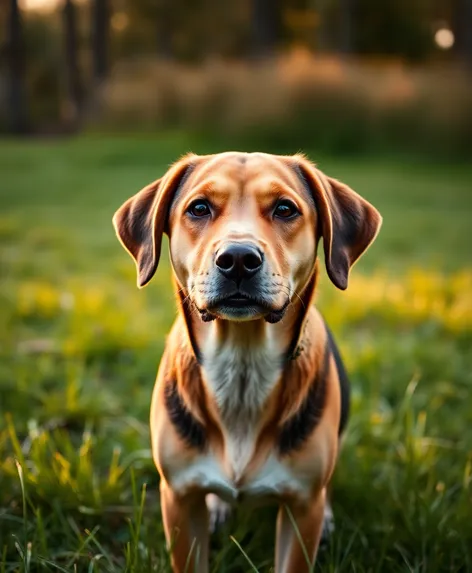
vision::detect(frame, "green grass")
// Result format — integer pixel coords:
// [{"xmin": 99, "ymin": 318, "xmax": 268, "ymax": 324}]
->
[{"xmin": 1, "ymin": 134, "xmax": 471, "ymax": 572}]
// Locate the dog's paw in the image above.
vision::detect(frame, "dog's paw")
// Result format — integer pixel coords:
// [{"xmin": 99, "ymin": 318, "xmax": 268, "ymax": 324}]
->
[
  {"xmin": 321, "ymin": 501, "xmax": 335, "ymax": 544},
  {"xmin": 206, "ymin": 493, "xmax": 232, "ymax": 533}
]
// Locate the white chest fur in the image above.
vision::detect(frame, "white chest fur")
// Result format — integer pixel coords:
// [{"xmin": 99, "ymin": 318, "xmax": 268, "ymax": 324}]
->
[
  {"xmin": 201, "ymin": 329, "xmax": 282, "ymax": 420},
  {"xmin": 200, "ymin": 326, "xmax": 283, "ymax": 479}
]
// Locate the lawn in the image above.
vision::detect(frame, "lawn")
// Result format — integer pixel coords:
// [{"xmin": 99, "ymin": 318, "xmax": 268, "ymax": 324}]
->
[{"xmin": 1, "ymin": 134, "xmax": 471, "ymax": 572}]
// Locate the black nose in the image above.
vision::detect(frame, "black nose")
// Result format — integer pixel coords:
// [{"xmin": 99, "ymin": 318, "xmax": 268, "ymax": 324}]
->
[{"xmin": 215, "ymin": 243, "xmax": 263, "ymax": 281}]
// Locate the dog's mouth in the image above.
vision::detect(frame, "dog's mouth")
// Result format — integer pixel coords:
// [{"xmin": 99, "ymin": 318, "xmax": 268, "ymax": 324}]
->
[
  {"xmin": 218, "ymin": 293, "xmax": 266, "ymax": 308},
  {"xmin": 199, "ymin": 291, "xmax": 289, "ymax": 323},
  {"xmin": 209, "ymin": 292, "xmax": 271, "ymax": 311}
]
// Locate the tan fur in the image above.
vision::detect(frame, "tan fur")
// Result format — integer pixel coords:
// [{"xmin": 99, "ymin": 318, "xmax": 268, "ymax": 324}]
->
[{"xmin": 113, "ymin": 152, "xmax": 382, "ymax": 572}]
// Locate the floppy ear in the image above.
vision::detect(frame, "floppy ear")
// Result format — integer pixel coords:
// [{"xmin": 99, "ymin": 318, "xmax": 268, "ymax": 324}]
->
[
  {"xmin": 112, "ymin": 154, "xmax": 196, "ymax": 288},
  {"xmin": 294, "ymin": 156, "xmax": 382, "ymax": 290}
]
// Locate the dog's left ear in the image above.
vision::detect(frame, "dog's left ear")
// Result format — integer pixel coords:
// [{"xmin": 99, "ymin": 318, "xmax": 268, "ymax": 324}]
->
[
  {"xmin": 113, "ymin": 154, "xmax": 196, "ymax": 288},
  {"xmin": 293, "ymin": 156, "xmax": 382, "ymax": 290}
]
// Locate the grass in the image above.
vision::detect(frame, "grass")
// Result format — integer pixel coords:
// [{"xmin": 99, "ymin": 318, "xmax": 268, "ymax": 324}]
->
[{"xmin": 0, "ymin": 133, "xmax": 471, "ymax": 572}]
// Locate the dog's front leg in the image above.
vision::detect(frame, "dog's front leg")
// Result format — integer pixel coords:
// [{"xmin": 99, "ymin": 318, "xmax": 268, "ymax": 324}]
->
[
  {"xmin": 160, "ymin": 481, "xmax": 209, "ymax": 573},
  {"xmin": 274, "ymin": 489, "xmax": 326, "ymax": 573}
]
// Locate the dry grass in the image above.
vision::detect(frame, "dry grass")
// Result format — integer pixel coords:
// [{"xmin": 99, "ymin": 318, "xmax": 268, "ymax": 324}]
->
[{"xmin": 95, "ymin": 51, "xmax": 472, "ymax": 156}]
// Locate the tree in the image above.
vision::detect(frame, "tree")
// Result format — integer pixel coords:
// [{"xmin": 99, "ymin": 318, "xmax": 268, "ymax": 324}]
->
[
  {"xmin": 92, "ymin": 0, "xmax": 109, "ymax": 82},
  {"xmin": 454, "ymin": 0, "xmax": 472, "ymax": 69},
  {"xmin": 156, "ymin": 0, "xmax": 173, "ymax": 59},
  {"xmin": 6, "ymin": 0, "xmax": 28, "ymax": 133},
  {"xmin": 251, "ymin": 0, "xmax": 281, "ymax": 58},
  {"xmin": 352, "ymin": 0, "xmax": 431, "ymax": 61},
  {"xmin": 339, "ymin": 0, "xmax": 355, "ymax": 54},
  {"xmin": 63, "ymin": 0, "xmax": 84, "ymax": 125}
]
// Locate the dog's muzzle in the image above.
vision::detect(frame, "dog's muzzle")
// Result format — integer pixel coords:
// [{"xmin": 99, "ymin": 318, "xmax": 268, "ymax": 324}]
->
[{"xmin": 193, "ymin": 242, "xmax": 289, "ymax": 323}]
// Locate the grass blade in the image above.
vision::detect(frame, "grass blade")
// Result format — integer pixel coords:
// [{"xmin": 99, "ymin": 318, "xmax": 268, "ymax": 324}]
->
[
  {"xmin": 230, "ymin": 536, "xmax": 259, "ymax": 573},
  {"xmin": 284, "ymin": 505, "xmax": 313, "ymax": 573}
]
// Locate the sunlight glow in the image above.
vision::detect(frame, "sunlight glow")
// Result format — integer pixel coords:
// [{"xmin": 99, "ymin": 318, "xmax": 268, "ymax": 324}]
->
[
  {"xmin": 21, "ymin": 0, "xmax": 61, "ymax": 11},
  {"xmin": 434, "ymin": 28, "xmax": 455, "ymax": 50},
  {"xmin": 21, "ymin": 0, "xmax": 88, "ymax": 11}
]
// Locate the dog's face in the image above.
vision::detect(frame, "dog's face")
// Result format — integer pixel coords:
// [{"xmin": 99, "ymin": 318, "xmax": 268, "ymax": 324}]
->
[
  {"xmin": 167, "ymin": 153, "xmax": 318, "ymax": 323},
  {"xmin": 113, "ymin": 152, "xmax": 382, "ymax": 323}
]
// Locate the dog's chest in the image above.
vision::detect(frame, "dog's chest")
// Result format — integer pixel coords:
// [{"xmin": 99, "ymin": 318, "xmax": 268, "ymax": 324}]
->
[
  {"xmin": 201, "ymin": 336, "xmax": 282, "ymax": 477},
  {"xmin": 165, "ymin": 332, "xmax": 316, "ymax": 502}
]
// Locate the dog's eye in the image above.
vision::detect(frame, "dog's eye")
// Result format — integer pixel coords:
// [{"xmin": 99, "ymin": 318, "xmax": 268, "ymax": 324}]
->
[
  {"xmin": 187, "ymin": 200, "xmax": 211, "ymax": 218},
  {"xmin": 274, "ymin": 200, "xmax": 299, "ymax": 219}
]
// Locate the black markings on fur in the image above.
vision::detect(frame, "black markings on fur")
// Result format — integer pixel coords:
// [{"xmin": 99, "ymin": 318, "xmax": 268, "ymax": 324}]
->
[
  {"xmin": 278, "ymin": 343, "xmax": 330, "ymax": 455},
  {"xmin": 264, "ymin": 299, "xmax": 290, "ymax": 324},
  {"xmin": 199, "ymin": 308, "xmax": 217, "ymax": 322},
  {"xmin": 324, "ymin": 322, "xmax": 350, "ymax": 436},
  {"xmin": 178, "ymin": 292, "xmax": 203, "ymax": 364},
  {"xmin": 284, "ymin": 272, "xmax": 318, "ymax": 363},
  {"xmin": 164, "ymin": 380, "xmax": 206, "ymax": 450}
]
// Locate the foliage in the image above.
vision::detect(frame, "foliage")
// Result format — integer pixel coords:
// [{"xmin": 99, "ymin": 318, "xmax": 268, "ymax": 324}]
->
[
  {"xmin": 96, "ymin": 53, "xmax": 472, "ymax": 159},
  {"xmin": 2, "ymin": 0, "xmax": 469, "ymax": 137},
  {"xmin": 0, "ymin": 135, "xmax": 471, "ymax": 571},
  {"xmin": 352, "ymin": 0, "xmax": 432, "ymax": 59}
]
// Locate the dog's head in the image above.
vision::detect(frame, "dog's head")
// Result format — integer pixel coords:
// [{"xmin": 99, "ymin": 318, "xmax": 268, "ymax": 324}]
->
[{"xmin": 113, "ymin": 152, "xmax": 382, "ymax": 323}]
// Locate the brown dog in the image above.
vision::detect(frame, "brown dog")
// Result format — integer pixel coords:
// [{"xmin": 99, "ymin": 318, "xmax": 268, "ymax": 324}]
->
[{"xmin": 113, "ymin": 152, "xmax": 382, "ymax": 573}]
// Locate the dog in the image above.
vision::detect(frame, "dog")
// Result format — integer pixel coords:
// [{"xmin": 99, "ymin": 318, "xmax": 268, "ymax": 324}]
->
[{"xmin": 113, "ymin": 152, "xmax": 382, "ymax": 573}]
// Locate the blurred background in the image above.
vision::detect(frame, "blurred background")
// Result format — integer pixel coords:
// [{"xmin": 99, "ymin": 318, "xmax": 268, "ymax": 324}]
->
[
  {"xmin": 1, "ymin": 1, "xmax": 472, "ymax": 572},
  {"xmin": 2, "ymin": 0, "xmax": 472, "ymax": 156}
]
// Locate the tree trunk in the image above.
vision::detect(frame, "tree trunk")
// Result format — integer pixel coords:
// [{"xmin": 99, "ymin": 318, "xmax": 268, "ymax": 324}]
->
[
  {"xmin": 251, "ymin": 0, "xmax": 280, "ymax": 58},
  {"xmin": 156, "ymin": 0, "xmax": 173, "ymax": 59},
  {"xmin": 63, "ymin": 0, "xmax": 84, "ymax": 126},
  {"xmin": 454, "ymin": 0, "xmax": 472, "ymax": 69},
  {"xmin": 6, "ymin": 0, "xmax": 28, "ymax": 133},
  {"xmin": 92, "ymin": 0, "xmax": 109, "ymax": 82},
  {"xmin": 339, "ymin": 0, "xmax": 356, "ymax": 55}
]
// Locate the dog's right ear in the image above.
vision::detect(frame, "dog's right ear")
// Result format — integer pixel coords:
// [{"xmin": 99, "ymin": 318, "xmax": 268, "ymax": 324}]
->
[{"xmin": 112, "ymin": 154, "xmax": 196, "ymax": 288}]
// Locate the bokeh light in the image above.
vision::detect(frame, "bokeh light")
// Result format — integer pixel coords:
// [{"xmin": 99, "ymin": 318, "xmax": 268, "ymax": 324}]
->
[
  {"xmin": 111, "ymin": 12, "xmax": 129, "ymax": 33},
  {"xmin": 434, "ymin": 28, "xmax": 454, "ymax": 50}
]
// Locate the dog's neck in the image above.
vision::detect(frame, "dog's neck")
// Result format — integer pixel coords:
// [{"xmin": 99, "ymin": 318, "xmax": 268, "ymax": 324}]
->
[
  {"xmin": 198, "ymin": 315, "xmax": 295, "ymax": 422},
  {"xmin": 177, "ymin": 268, "xmax": 318, "ymax": 425}
]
